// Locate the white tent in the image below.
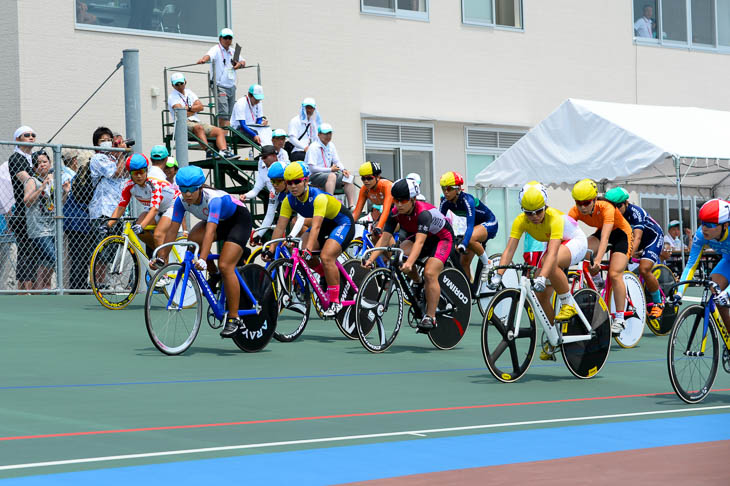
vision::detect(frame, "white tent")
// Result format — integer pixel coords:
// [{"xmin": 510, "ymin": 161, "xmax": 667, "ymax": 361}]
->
[{"xmin": 474, "ymin": 98, "xmax": 730, "ymax": 199}]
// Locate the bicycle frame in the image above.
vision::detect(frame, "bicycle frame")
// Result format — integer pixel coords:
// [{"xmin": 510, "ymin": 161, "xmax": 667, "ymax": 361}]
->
[
  {"xmin": 571, "ymin": 259, "xmax": 636, "ymax": 320},
  {"xmin": 352, "ymin": 223, "xmax": 397, "ymax": 268}
]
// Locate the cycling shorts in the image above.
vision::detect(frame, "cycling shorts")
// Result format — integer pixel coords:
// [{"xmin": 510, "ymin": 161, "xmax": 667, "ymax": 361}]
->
[
  {"xmin": 215, "ymin": 205, "xmax": 252, "ymax": 248},
  {"xmin": 565, "ymin": 233, "xmax": 588, "ymax": 266},
  {"xmin": 592, "ymin": 228, "xmax": 631, "ymax": 257},
  {"xmin": 310, "ymin": 207, "xmax": 354, "ymax": 249},
  {"xmin": 407, "ymin": 231, "xmax": 454, "ymax": 264},
  {"xmin": 711, "ymin": 254, "xmax": 730, "ymax": 283},
  {"xmin": 480, "ymin": 219, "xmax": 499, "ymax": 241},
  {"xmin": 639, "ymin": 231, "xmax": 664, "ymax": 264},
  {"xmin": 154, "ymin": 205, "xmax": 175, "ymax": 222}
]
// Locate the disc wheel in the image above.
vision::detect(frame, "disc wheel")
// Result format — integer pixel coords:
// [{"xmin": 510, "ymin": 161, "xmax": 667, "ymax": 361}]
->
[
  {"xmin": 429, "ymin": 268, "xmax": 472, "ymax": 349},
  {"xmin": 144, "ymin": 262, "xmax": 202, "ymax": 355},
  {"xmin": 481, "ymin": 288, "xmax": 537, "ymax": 383},
  {"xmin": 648, "ymin": 264, "xmax": 678, "ymax": 336},
  {"xmin": 231, "ymin": 264, "xmax": 278, "ymax": 352},
  {"xmin": 90, "ymin": 235, "xmax": 140, "ymax": 310},
  {"xmin": 267, "ymin": 258, "xmax": 310, "ymax": 343},
  {"xmin": 561, "ymin": 288, "xmax": 611, "ymax": 379},
  {"xmin": 610, "ymin": 271, "xmax": 646, "ymax": 348},
  {"xmin": 355, "ymin": 267, "xmax": 403, "ymax": 353},
  {"xmin": 667, "ymin": 305, "xmax": 719, "ymax": 404},
  {"xmin": 334, "ymin": 259, "xmax": 369, "ymax": 339}
]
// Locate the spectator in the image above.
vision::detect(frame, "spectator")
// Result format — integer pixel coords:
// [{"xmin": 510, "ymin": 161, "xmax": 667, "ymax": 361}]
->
[
  {"xmin": 89, "ymin": 127, "xmax": 128, "ymax": 240},
  {"xmin": 196, "ymin": 28, "xmax": 246, "ymax": 128},
  {"xmin": 149, "ymin": 145, "xmax": 171, "ymax": 180},
  {"xmin": 167, "ymin": 73, "xmax": 236, "ymax": 159},
  {"xmin": 7, "ymin": 125, "xmax": 37, "ymax": 291},
  {"xmin": 230, "ymin": 84, "xmax": 270, "ymax": 145},
  {"xmin": 63, "ymin": 151, "xmax": 95, "ymax": 291},
  {"xmin": 240, "ymin": 145, "xmax": 277, "ymax": 203},
  {"xmin": 305, "ymin": 123, "xmax": 356, "ymax": 207},
  {"xmin": 634, "ymin": 4, "xmax": 655, "ymax": 38},
  {"xmin": 287, "ymin": 97, "xmax": 321, "ymax": 161},
  {"xmin": 271, "ymin": 129, "xmax": 290, "ymax": 162},
  {"xmin": 664, "ymin": 220, "xmax": 686, "ymax": 252},
  {"xmin": 163, "ymin": 157, "xmax": 179, "ymax": 186}
]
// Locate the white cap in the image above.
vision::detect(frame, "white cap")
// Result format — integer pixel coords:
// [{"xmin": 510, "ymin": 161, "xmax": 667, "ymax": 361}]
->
[
  {"xmin": 248, "ymin": 84, "xmax": 264, "ymax": 100},
  {"xmin": 13, "ymin": 125, "xmax": 35, "ymax": 140},
  {"xmin": 272, "ymin": 128, "xmax": 287, "ymax": 138},
  {"xmin": 406, "ymin": 172, "xmax": 421, "ymax": 186},
  {"xmin": 170, "ymin": 72, "xmax": 185, "ymax": 85},
  {"xmin": 302, "ymin": 97, "xmax": 316, "ymax": 108},
  {"xmin": 318, "ymin": 123, "xmax": 333, "ymax": 134},
  {"xmin": 219, "ymin": 28, "xmax": 234, "ymax": 37}
]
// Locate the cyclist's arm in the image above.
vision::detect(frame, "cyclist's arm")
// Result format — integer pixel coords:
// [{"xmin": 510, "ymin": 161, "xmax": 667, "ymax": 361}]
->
[
  {"xmin": 157, "ymin": 199, "xmax": 184, "ymax": 261},
  {"xmin": 497, "ymin": 237, "xmax": 520, "ymax": 276},
  {"xmin": 289, "ymin": 214, "xmax": 305, "ymax": 237},
  {"xmin": 306, "ymin": 215, "xmax": 324, "ymax": 253},
  {"xmin": 352, "ymin": 186, "xmax": 368, "ymax": 221},
  {"xmin": 677, "ymin": 234, "xmax": 706, "ymax": 297},
  {"xmin": 256, "ymin": 195, "xmax": 279, "ymax": 237},
  {"xmin": 538, "ymin": 238, "xmax": 562, "ymax": 278},
  {"xmin": 595, "ymin": 221, "xmax": 614, "ymax": 263},
  {"xmin": 107, "ymin": 205, "xmax": 126, "ymax": 228},
  {"xmin": 199, "ymin": 220, "xmax": 217, "ymax": 261},
  {"xmin": 404, "ymin": 232, "xmax": 428, "ymax": 268},
  {"xmin": 136, "ymin": 207, "xmax": 158, "ymax": 230},
  {"xmin": 268, "ymin": 198, "xmax": 292, "ymax": 253},
  {"xmin": 367, "ymin": 213, "xmax": 398, "ymax": 264},
  {"xmin": 377, "ymin": 188, "xmax": 393, "ymax": 230},
  {"xmin": 631, "ymin": 227, "xmax": 643, "ymax": 256},
  {"xmin": 462, "ymin": 195, "xmax": 476, "ymax": 245}
]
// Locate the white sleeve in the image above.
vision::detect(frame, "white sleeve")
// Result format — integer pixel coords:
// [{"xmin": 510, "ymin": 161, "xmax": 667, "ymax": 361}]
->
[
  {"xmin": 289, "ymin": 214, "xmax": 305, "ymax": 236},
  {"xmin": 330, "ymin": 143, "xmax": 343, "ymax": 169},
  {"xmin": 305, "ymin": 146, "xmax": 328, "ymax": 173},
  {"xmin": 256, "ymin": 194, "xmax": 279, "ymax": 235},
  {"xmin": 230, "ymin": 99, "xmax": 243, "ymax": 126},
  {"xmin": 243, "ymin": 170, "xmax": 266, "ymax": 200},
  {"xmin": 288, "ymin": 116, "xmax": 308, "ymax": 151}
]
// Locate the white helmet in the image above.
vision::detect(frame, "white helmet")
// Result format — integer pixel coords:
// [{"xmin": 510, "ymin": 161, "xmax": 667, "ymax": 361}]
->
[{"xmin": 406, "ymin": 172, "xmax": 421, "ymax": 186}]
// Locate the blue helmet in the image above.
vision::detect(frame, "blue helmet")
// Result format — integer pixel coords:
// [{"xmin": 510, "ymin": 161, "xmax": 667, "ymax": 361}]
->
[
  {"xmin": 267, "ymin": 161, "xmax": 286, "ymax": 180},
  {"xmin": 126, "ymin": 153, "xmax": 149, "ymax": 171},
  {"xmin": 176, "ymin": 166, "xmax": 206, "ymax": 189}
]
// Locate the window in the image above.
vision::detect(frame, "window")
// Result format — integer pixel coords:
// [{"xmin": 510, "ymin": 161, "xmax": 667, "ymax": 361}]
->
[
  {"xmin": 633, "ymin": 1, "xmax": 658, "ymax": 39},
  {"xmin": 75, "ymin": 0, "xmax": 229, "ymax": 40},
  {"xmin": 720, "ymin": 0, "xmax": 730, "ymax": 46},
  {"xmin": 691, "ymin": 0, "xmax": 715, "ymax": 45},
  {"xmin": 361, "ymin": 0, "xmax": 429, "ymax": 20},
  {"xmin": 661, "ymin": 0, "xmax": 687, "ymax": 43},
  {"xmin": 639, "ymin": 194, "xmax": 701, "ymax": 233},
  {"xmin": 633, "ymin": 0, "xmax": 729, "ymax": 51},
  {"xmin": 462, "ymin": 0, "xmax": 523, "ymax": 28}
]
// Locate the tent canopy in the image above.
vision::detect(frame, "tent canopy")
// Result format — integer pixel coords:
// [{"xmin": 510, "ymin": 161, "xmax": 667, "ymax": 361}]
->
[{"xmin": 475, "ymin": 99, "xmax": 730, "ymax": 197}]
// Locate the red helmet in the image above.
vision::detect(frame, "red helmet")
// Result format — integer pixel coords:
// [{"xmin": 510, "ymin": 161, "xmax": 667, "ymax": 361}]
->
[
  {"xmin": 698, "ymin": 199, "xmax": 730, "ymax": 225},
  {"xmin": 126, "ymin": 153, "xmax": 149, "ymax": 171},
  {"xmin": 439, "ymin": 171, "xmax": 464, "ymax": 187}
]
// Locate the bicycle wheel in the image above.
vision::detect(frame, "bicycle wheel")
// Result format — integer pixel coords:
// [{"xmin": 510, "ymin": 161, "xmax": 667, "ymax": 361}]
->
[
  {"xmin": 481, "ymin": 288, "xmax": 536, "ymax": 383},
  {"xmin": 90, "ymin": 235, "xmax": 140, "ymax": 310},
  {"xmin": 335, "ymin": 259, "xmax": 369, "ymax": 339},
  {"xmin": 648, "ymin": 264, "xmax": 678, "ymax": 336},
  {"xmin": 355, "ymin": 267, "xmax": 403, "ymax": 353},
  {"xmin": 476, "ymin": 254, "xmax": 519, "ymax": 316},
  {"xmin": 268, "ymin": 258, "xmax": 310, "ymax": 342},
  {"xmin": 245, "ymin": 246, "xmax": 265, "ymax": 266},
  {"xmin": 429, "ymin": 267, "xmax": 472, "ymax": 350},
  {"xmin": 145, "ymin": 262, "xmax": 202, "ymax": 355},
  {"xmin": 344, "ymin": 238, "xmax": 364, "ymax": 259},
  {"xmin": 561, "ymin": 288, "xmax": 611, "ymax": 379},
  {"xmin": 667, "ymin": 304, "xmax": 719, "ymax": 404},
  {"xmin": 231, "ymin": 264, "xmax": 278, "ymax": 352},
  {"xmin": 610, "ymin": 271, "xmax": 645, "ymax": 348}
]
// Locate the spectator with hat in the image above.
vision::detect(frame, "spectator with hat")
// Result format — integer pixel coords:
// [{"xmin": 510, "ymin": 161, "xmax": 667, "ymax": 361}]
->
[
  {"xmin": 304, "ymin": 123, "xmax": 357, "ymax": 208},
  {"xmin": 167, "ymin": 72, "xmax": 237, "ymax": 159},
  {"xmin": 230, "ymin": 84, "xmax": 270, "ymax": 145},
  {"xmin": 271, "ymin": 129, "xmax": 290, "ymax": 163},
  {"xmin": 163, "ymin": 157, "xmax": 179, "ymax": 187},
  {"xmin": 196, "ymin": 28, "xmax": 246, "ymax": 128},
  {"xmin": 240, "ymin": 145, "xmax": 277, "ymax": 203},
  {"xmin": 665, "ymin": 219, "xmax": 688, "ymax": 252},
  {"xmin": 287, "ymin": 97, "xmax": 321, "ymax": 161},
  {"xmin": 148, "ymin": 145, "xmax": 170, "ymax": 180}
]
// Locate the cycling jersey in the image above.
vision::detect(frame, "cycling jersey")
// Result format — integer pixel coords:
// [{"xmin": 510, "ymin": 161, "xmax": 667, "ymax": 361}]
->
[
  {"xmin": 352, "ymin": 178, "xmax": 393, "ymax": 229},
  {"xmin": 118, "ymin": 178, "xmax": 179, "ymax": 213},
  {"xmin": 439, "ymin": 191, "xmax": 498, "ymax": 244},
  {"xmin": 623, "ymin": 203, "xmax": 664, "ymax": 262},
  {"xmin": 384, "ymin": 201, "xmax": 453, "ymax": 263},
  {"xmin": 510, "ymin": 207, "xmax": 583, "ymax": 242},
  {"xmin": 280, "ymin": 186, "xmax": 349, "ymax": 225},
  {"xmin": 171, "ymin": 188, "xmax": 245, "ymax": 225},
  {"xmin": 678, "ymin": 227, "xmax": 730, "ymax": 296},
  {"xmin": 569, "ymin": 200, "xmax": 632, "ymax": 241}
]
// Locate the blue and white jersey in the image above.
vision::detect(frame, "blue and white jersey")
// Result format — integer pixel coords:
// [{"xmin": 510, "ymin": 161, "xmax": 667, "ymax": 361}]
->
[
  {"xmin": 623, "ymin": 203, "xmax": 662, "ymax": 247},
  {"xmin": 172, "ymin": 188, "xmax": 244, "ymax": 225},
  {"xmin": 439, "ymin": 191, "xmax": 497, "ymax": 244},
  {"xmin": 678, "ymin": 226, "xmax": 730, "ymax": 296}
]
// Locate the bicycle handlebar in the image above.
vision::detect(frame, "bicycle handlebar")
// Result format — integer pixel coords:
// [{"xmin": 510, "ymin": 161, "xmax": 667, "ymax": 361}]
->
[
  {"xmin": 264, "ymin": 236, "xmax": 302, "ymax": 249},
  {"xmin": 362, "ymin": 246, "xmax": 404, "ymax": 260},
  {"xmin": 668, "ymin": 279, "xmax": 720, "ymax": 294},
  {"xmin": 152, "ymin": 241, "xmax": 200, "ymax": 261}
]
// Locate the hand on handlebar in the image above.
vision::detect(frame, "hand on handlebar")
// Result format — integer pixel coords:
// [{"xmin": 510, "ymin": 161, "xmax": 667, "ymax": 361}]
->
[
  {"xmin": 532, "ymin": 275, "xmax": 547, "ymax": 292},
  {"xmin": 401, "ymin": 261, "xmax": 413, "ymax": 274},
  {"xmin": 669, "ymin": 293, "xmax": 682, "ymax": 306},
  {"xmin": 361, "ymin": 259, "xmax": 374, "ymax": 269},
  {"xmin": 302, "ymin": 249, "xmax": 313, "ymax": 262},
  {"xmin": 261, "ymin": 248, "xmax": 274, "ymax": 262},
  {"xmin": 714, "ymin": 289, "xmax": 730, "ymax": 307},
  {"xmin": 486, "ymin": 272, "xmax": 502, "ymax": 290},
  {"xmin": 149, "ymin": 256, "xmax": 166, "ymax": 270},
  {"xmin": 456, "ymin": 243, "xmax": 467, "ymax": 254}
]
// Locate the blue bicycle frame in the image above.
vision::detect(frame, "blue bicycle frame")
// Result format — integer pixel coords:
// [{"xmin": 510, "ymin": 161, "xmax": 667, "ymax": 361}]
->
[{"xmin": 351, "ymin": 225, "xmax": 398, "ymax": 268}]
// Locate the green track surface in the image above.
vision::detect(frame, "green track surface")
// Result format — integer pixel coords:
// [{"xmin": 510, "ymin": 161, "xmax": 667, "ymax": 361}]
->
[{"xmin": 0, "ymin": 292, "xmax": 728, "ymax": 479}]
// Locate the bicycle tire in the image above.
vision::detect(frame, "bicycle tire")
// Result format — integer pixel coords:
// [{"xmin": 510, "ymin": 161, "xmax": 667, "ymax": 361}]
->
[
  {"xmin": 145, "ymin": 262, "xmax": 202, "ymax": 355},
  {"xmin": 231, "ymin": 264, "xmax": 278, "ymax": 352},
  {"xmin": 481, "ymin": 288, "xmax": 537, "ymax": 383},
  {"xmin": 667, "ymin": 304, "xmax": 719, "ymax": 404},
  {"xmin": 609, "ymin": 271, "xmax": 646, "ymax": 348},
  {"xmin": 355, "ymin": 267, "xmax": 403, "ymax": 353},
  {"xmin": 648, "ymin": 264, "xmax": 678, "ymax": 336},
  {"xmin": 90, "ymin": 235, "xmax": 140, "ymax": 310},
  {"xmin": 476, "ymin": 255, "xmax": 520, "ymax": 316},
  {"xmin": 334, "ymin": 259, "xmax": 368, "ymax": 340},
  {"xmin": 245, "ymin": 246, "xmax": 264, "ymax": 265},
  {"xmin": 268, "ymin": 258, "xmax": 311, "ymax": 343},
  {"xmin": 344, "ymin": 238, "xmax": 364, "ymax": 259},
  {"xmin": 429, "ymin": 267, "xmax": 472, "ymax": 350},
  {"xmin": 561, "ymin": 288, "xmax": 611, "ymax": 379}
]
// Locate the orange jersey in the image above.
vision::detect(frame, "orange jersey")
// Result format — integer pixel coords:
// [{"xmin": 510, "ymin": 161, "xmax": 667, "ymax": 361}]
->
[
  {"xmin": 352, "ymin": 178, "xmax": 393, "ymax": 229},
  {"xmin": 568, "ymin": 199, "xmax": 632, "ymax": 240}
]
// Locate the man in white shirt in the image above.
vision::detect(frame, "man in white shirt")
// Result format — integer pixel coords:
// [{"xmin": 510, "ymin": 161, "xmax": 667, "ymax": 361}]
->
[
  {"xmin": 240, "ymin": 145, "xmax": 276, "ymax": 202},
  {"xmin": 230, "ymin": 84, "xmax": 271, "ymax": 145},
  {"xmin": 196, "ymin": 28, "xmax": 246, "ymax": 128},
  {"xmin": 304, "ymin": 123, "xmax": 356, "ymax": 207},
  {"xmin": 148, "ymin": 145, "xmax": 171, "ymax": 180},
  {"xmin": 287, "ymin": 97, "xmax": 320, "ymax": 161},
  {"xmin": 167, "ymin": 73, "xmax": 235, "ymax": 159},
  {"xmin": 634, "ymin": 4, "xmax": 655, "ymax": 38},
  {"xmin": 271, "ymin": 129, "xmax": 290, "ymax": 163}
]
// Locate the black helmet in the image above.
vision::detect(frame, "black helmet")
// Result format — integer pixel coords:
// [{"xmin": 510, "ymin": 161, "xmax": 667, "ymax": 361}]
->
[{"xmin": 391, "ymin": 178, "xmax": 420, "ymax": 200}]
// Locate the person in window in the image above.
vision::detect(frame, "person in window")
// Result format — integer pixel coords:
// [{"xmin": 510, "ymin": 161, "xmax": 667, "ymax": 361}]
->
[
  {"xmin": 634, "ymin": 4, "xmax": 655, "ymax": 38},
  {"xmin": 230, "ymin": 84, "xmax": 270, "ymax": 146},
  {"xmin": 196, "ymin": 28, "xmax": 246, "ymax": 128},
  {"xmin": 287, "ymin": 98, "xmax": 321, "ymax": 161},
  {"xmin": 304, "ymin": 123, "xmax": 357, "ymax": 208}
]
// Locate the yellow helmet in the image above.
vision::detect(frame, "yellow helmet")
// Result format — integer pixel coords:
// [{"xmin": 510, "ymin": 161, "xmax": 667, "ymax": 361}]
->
[
  {"xmin": 571, "ymin": 179, "xmax": 597, "ymax": 201},
  {"xmin": 518, "ymin": 182, "xmax": 547, "ymax": 211},
  {"xmin": 284, "ymin": 161, "xmax": 309, "ymax": 181},
  {"xmin": 359, "ymin": 161, "xmax": 381, "ymax": 177}
]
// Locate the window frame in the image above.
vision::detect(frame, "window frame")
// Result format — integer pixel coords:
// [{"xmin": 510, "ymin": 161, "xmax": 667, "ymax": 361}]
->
[
  {"xmin": 361, "ymin": 0, "xmax": 430, "ymax": 22},
  {"xmin": 638, "ymin": 192, "xmax": 703, "ymax": 232},
  {"xmin": 461, "ymin": 0, "xmax": 524, "ymax": 31},
  {"xmin": 74, "ymin": 0, "xmax": 231, "ymax": 42}
]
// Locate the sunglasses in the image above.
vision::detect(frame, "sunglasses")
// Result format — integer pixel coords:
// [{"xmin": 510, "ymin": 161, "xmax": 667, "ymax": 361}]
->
[
  {"xmin": 173, "ymin": 82, "xmax": 185, "ymax": 86},
  {"xmin": 442, "ymin": 186, "xmax": 459, "ymax": 192},
  {"xmin": 575, "ymin": 199, "xmax": 594, "ymax": 207},
  {"xmin": 21, "ymin": 133, "xmax": 36, "ymax": 138},
  {"xmin": 286, "ymin": 178, "xmax": 305, "ymax": 186},
  {"xmin": 361, "ymin": 176, "xmax": 375, "ymax": 182},
  {"xmin": 221, "ymin": 35, "xmax": 233, "ymax": 39},
  {"xmin": 523, "ymin": 207, "xmax": 545, "ymax": 216},
  {"xmin": 270, "ymin": 178, "xmax": 285, "ymax": 185},
  {"xmin": 130, "ymin": 169, "xmax": 147, "ymax": 176},
  {"xmin": 701, "ymin": 221, "xmax": 719, "ymax": 229},
  {"xmin": 179, "ymin": 185, "xmax": 200, "ymax": 194},
  {"xmin": 394, "ymin": 197, "xmax": 411, "ymax": 204}
]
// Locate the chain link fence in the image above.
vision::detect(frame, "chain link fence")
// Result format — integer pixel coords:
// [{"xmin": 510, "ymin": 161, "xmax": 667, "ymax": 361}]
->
[{"xmin": 0, "ymin": 140, "xmax": 131, "ymax": 294}]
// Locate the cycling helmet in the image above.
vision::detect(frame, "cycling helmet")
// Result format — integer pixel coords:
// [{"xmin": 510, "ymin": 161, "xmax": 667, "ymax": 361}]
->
[
  {"xmin": 391, "ymin": 178, "xmax": 420, "ymax": 200},
  {"xmin": 406, "ymin": 173, "xmax": 421, "ymax": 186},
  {"xmin": 126, "ymin": 153, "xmax": 149, "ymax": 171},
  {"xmin": 439, "ymin": 171, "xmax": 464, "ymax": 187},
  {"xmin": 571, "ymin": 179, "xmax": 598, "ymax": 201},
  {"xmin": 175, "ymin": 165, "xmax": 206, "ymax": 189},
  {"xmin": 518, "ymin": 182, "xmax": 548, "ymax": 211},
  {"xmin": 284, "ymin": 161, "xmax": 310, "ymax": 180},
  {"xmin": 267, "ymin": 161, "xmax": 286, "ymax": 180},
  {"xmin": 604, "ymin": 187, "xmax": 630, "ymax": 205},
  {"xmin": 698, "ymin": 199, "xmax": 730, "ymax": 225},
  {"xmin": 359, "ymin": 161, "xmax": 381, "ymax": 177}
]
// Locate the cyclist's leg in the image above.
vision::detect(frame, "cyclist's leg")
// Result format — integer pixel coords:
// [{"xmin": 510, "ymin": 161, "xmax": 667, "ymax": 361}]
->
[
  {"xmin": 218, "ymin": 208, "xmax": 252, "ymax": 318},
  {"xmin": 540, "ymin": 244, "xmax": 574, "ymax": 323},
  {"xmin": 552, "ymin": 234, "xmax": 587, "ymax": 322},
  {"xmin": 424, "ymin": 257, "xmax": 445, "ymax": 318},
  {"xmin": 153, "ymin": 208, "xmax": 175, "ymax": 249},
  {"xmin": 639, "ymin": 234, "xmax": 663, "ymax": 308},
  {"xmin": 607, "ymin": 229, "xmax": 630, "ymax": 314},
  {"xmin": 710, "ymin": 255, "xmax": 730, "ymax": 334}
]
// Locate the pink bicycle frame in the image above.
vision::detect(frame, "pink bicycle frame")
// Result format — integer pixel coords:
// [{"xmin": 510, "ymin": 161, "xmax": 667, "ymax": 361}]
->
[{"xmin": 289, "ymin": 247, "xmax": 359, "ymax": 310}]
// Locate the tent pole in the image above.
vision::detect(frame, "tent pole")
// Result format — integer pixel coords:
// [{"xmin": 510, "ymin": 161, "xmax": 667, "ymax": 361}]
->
[{"xmin": 674, "ymin": 156, "xmax": 685, "ymax": 268}]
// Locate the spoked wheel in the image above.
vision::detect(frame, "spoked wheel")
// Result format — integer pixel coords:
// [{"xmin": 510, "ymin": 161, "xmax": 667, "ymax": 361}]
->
[
  {"xmin": 231, "ymin": 264, "xmax": 278, "ymax": 352},
  {"xmin": 145, "ymin": 262, "xmax": 202, "ymax": 355},
  {"xmin": 344, "ymin": 238, "xmax": 364, "ymax": 259},
  {"xmin": 611, "ymin": 271, "xmax": 646, "ymax": 348},
  {"xmin": 667, "ymin": 305, "xmax": 719, "ymax": 404},
  {"xmin": 561, "ymin": 289, "xmax": 611, "ymax": 379},
  {"xmin": 267, "ymin": 258, "xmax": 310, "ymax": 343},
  {"xmin": 355, "ymin": 267, "xmax": 403, "ymax": 353},
  {"xmin": 245, "ymin": 246, "xmax": 265, "ymax": 266},
  {"xmin": 334, "ymin": 259, "xmax": 369, "ymax": 339},
  {"xmin": 648, "ymin": 264, "xmax": 678, "ymax": 336},
  {"xmin": 481, "ymin": 288, "xmax": 537, "ymax": 383},
  {"xmin": 476, "ymin": 254, "xmax": 520, "ymax": 316},
  {"xmin": 429, "ymin": 268, "xmax": 472, "ymax": 349},
  {"xmin": 90, "ymin": 235, "xmax": 140, "ymax": 309}
]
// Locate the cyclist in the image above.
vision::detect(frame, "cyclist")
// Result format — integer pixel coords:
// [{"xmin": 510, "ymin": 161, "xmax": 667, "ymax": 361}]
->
[
  {"xmin": 674, "ymin": 199, "xmax": 730, "ymax": 337},
  {"xmin": 152, "ymin": 165, "xmax": 253, "ymax": 338},
  {"xmin": 105, "ymin": 153, "xmax": 180, "ymax": 250},
  {"xmin": 363, "ymin": 178, "xmax": 454, "ymax": 332},
  {"xmin": 569, "ymin": 179, "xmax": 633, "ymax": 334},
  {"xmin": 490, "ymin": 182, "xmax": 587, "ymax": 347},
  {"xmin": 438, "ymin": 171, "xmax": 498, "ymax": 283},
  {"xmin": 604, "ymin": 186, "xmax": 666, "ymax": 318},
  {"xmin": 252, "ymin": 161, "xmax": 305, "ymax": 244},
  {"xmin": 266, "ymin": 161, "xmax": 355, "ymax": 317},
  {"xmin": 351, "ymin": 161, "xmax": 393, "ymax": 238}
]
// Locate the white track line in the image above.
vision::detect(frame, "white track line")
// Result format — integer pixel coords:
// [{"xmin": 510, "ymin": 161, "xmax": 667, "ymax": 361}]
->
[{"xmin": 1, "ymin": 405, "xmax": 728, "ymax": 471}]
